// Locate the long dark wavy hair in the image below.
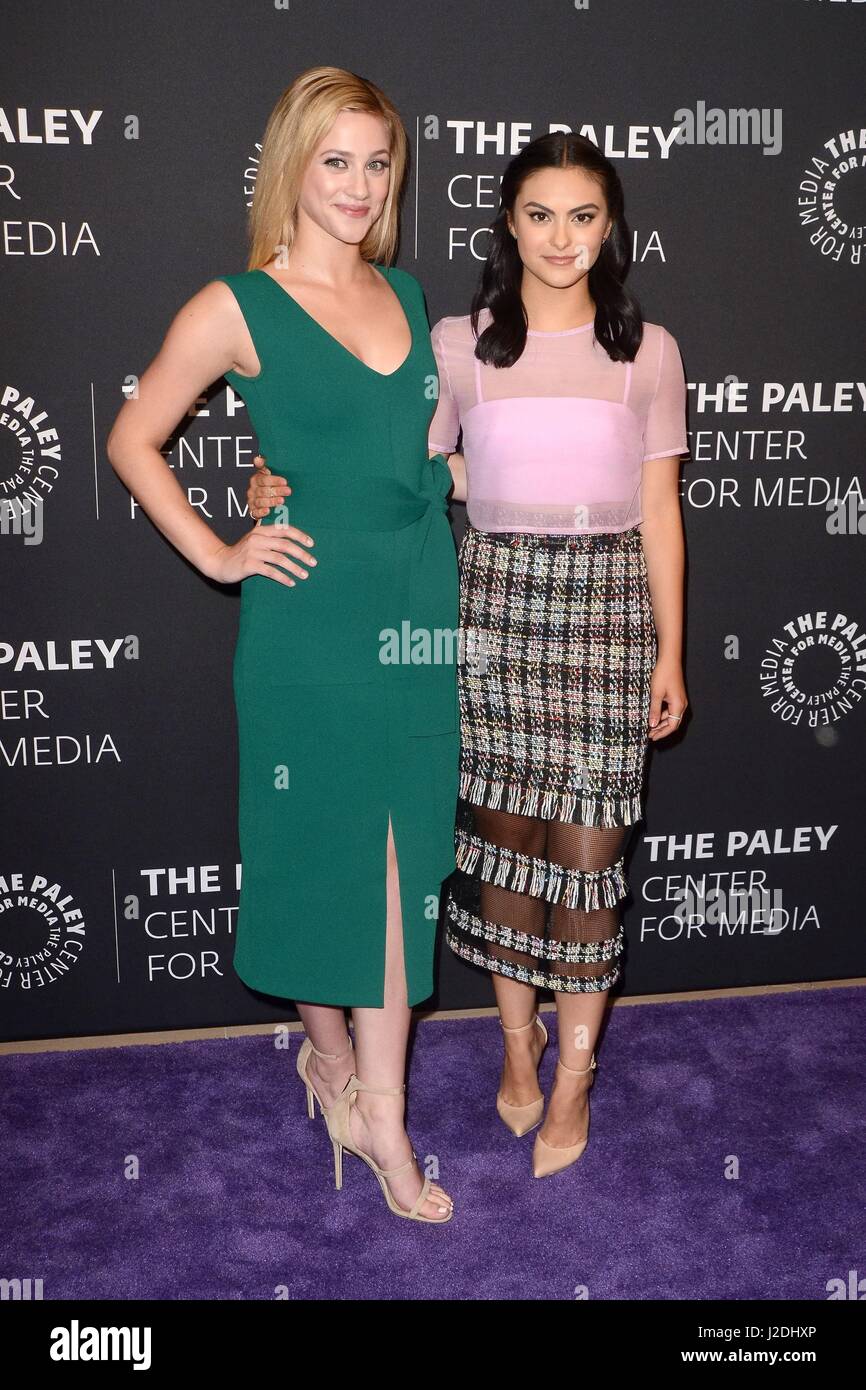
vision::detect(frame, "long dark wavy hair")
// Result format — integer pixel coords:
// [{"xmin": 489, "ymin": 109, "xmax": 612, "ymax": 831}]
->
[{"xmin": 470, "ymin": 132, "xmax": 643, "ymax": 366}]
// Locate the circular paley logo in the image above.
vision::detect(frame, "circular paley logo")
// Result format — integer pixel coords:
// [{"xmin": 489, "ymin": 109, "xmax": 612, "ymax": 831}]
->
[
  {"xmin": 0, "ymin": 872, "xmax": 86, "ymax": 992},
  {"xmin": 760, "ymin": 610, "xmax": 866, "ymax": 728},
  {"xmin": 797, "ymin": 127, "xmax": 866, "ymax": 268}
]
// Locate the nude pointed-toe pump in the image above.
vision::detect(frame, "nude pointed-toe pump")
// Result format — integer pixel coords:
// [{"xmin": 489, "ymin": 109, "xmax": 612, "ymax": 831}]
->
[
  {"xmin": 296, "ymin": 1035, "xmax": 354, "ymax": 1121},
  {"xmin": 496, "ymin": 1014, "xmax": 549, "ymax": 1136},
  {"xmin": 532, "ymin": 1053, "xmax": 597, "ymax": 1178}
]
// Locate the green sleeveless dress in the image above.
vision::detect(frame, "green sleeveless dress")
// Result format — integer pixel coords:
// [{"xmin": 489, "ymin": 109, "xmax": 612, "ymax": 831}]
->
[{"xmin": 218, "ymin": 265, "xmax": 459, "ymax": 1007}]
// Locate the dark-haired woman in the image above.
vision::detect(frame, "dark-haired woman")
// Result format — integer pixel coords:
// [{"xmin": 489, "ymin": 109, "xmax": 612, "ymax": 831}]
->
[
  {"xmin": 249, "ymin": 132, "xmax": 689, "ymax": 1179},
  {"xmin": 432, "ymin": 134, "xmax": 689, "ymax": 1176}
]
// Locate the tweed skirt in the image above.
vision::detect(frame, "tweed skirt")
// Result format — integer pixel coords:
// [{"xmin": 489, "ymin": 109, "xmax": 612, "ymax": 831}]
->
[{"xmin": 444, "ymin": 522, "xmax": 657, "ymax": 994}]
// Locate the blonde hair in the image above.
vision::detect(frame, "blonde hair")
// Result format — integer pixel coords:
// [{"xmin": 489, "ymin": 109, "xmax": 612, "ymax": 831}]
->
[{"xmin": 246, "ymin": 66, "xmax": 409, "ymax": 271}]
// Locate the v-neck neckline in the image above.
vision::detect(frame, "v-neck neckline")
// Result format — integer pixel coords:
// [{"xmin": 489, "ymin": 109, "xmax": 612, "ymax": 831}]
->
[{"xmin": 253, "ymin": 263, "xmax": 415, "ymax": 379}]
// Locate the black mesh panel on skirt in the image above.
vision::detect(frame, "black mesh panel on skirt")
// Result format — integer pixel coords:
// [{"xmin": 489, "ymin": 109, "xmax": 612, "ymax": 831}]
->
[{"xmin": 445, "ymin": 523, "xmax": 657, "ymax": 994}]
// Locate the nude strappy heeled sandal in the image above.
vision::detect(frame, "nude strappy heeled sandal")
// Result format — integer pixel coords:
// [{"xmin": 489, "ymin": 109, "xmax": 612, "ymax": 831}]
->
[
  {"xmin": 325, "ymin": 1075, "xmax": 454, "ymax": 1223},
  {"xmin": 296, "ymin": 1035, "xmax": 354, "ymax": 1121},
  {"xmin": 532, "ymin": 1053, "xmax": 597, "ymax": 1178},
  {"xmin": 496, "ymin": 1014, "xmax": 549, "ymax": 1136}
]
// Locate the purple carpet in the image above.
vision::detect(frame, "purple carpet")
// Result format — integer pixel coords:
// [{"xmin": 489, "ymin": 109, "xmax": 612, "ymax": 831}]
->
[{"xmin": 2, "ymin": 986, "xmax": 864, "ymax": 1300}]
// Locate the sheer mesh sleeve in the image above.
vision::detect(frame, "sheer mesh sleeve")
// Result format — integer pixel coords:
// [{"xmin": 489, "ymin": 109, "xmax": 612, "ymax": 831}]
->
[
  {"xmin": 428, "ymin": 317, "xmax": 461, "ymax": 453},
  {"xmin": 642, "ymin": 327, "xmax": 689, "ymax": 461}
]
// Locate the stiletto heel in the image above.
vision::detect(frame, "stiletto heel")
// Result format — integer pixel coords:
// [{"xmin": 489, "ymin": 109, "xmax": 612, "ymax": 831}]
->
[
  {"xmin": 296, "ymin": 1035, "xmax": 354, "ymax": 1122},
  {"xmin": 532, "ymin": 1053, "xmax": 597, "ymax": 1178},
  {"xmin": 496, "ymin": 1014, "xmax": 548, "ymax": 1136},
  {"xmin": 331, "ymin": 1136, "xmax": 343, "ymax": 1190},
  {"xmin": 325, "ymin": 1076, "xmax": 454, "ymax": 1223}
]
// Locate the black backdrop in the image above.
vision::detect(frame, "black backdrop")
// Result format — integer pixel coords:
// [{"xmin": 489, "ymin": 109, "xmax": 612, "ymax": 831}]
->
[{"xmin": 2, "ymin": 1, "xmax": 864, "ymax": 1043}]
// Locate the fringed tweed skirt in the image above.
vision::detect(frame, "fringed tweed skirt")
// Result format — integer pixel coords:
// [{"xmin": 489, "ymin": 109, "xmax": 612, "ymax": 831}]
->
[{"xmin": 444, "ymin": 522, "xmax": 657, "ymax": 994}]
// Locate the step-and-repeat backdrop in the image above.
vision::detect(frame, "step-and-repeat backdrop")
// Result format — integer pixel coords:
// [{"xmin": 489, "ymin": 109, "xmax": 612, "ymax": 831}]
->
[{"xmin": 2, "ymin": 1, "xmax": 864, "ymax": 1042}]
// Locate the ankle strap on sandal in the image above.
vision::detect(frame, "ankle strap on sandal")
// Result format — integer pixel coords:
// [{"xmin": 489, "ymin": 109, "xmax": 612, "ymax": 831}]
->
[
  {"xmin": 376, "ymin": 1156, "xmax": 417, "ymax": 1178},
  {"xmin": 350, "ymin": 1076, "xmax": 406, "ymax": 1096},
  {"xmin": 308, "ymin": 1038, "xmax": 354, "ymax": 1061}
]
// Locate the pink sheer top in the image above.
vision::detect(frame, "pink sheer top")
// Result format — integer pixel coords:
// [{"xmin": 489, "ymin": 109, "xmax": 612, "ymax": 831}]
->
[{"xmin": 427, "ymin": 307, "xmax": 688, "ymax": 533}]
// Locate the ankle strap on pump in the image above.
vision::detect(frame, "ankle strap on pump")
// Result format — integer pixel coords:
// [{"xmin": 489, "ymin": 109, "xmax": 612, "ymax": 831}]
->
[
  {"xmin": 500, "ymin": 1014, "xmax": 541, "ymax": 1034},
  {"xmin": 556, "ymin": 1053, "xmax": 597, "ymax": 1076}
]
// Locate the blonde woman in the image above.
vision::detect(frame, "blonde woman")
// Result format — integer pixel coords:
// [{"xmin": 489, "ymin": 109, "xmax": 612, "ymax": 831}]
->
[{"xmin": 107, "ymin": 68, "xmax": 458, "ymax": 1222}]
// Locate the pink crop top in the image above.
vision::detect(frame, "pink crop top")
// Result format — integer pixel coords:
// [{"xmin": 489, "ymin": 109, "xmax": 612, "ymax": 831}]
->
[{"xmin": 427, "ymin": 307, "xmax": 688, "ymax": 533}]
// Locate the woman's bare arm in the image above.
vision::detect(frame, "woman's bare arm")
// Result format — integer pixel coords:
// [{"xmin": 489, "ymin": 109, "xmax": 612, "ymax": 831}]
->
[
  {"xmin": 107, "ymin": 282, "xmax": 315, "ymax": 586},
  {"xmin": 435, "ymin": 449, "xmax": 466, "ymax": 504},
  {"xmin": 244, "ymin": 445, "xmax": 468, "ymax": 518},
  {"xmin": 639, "ymin": 455, "xmax": 688, "ymax": 739}
]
